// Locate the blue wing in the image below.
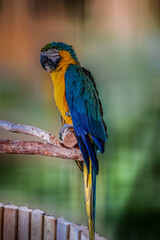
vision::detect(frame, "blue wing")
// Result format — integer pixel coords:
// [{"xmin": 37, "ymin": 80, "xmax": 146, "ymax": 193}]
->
[{"xmin": 65, "ymin": 64, "xmax": 107, "ymax": 174}]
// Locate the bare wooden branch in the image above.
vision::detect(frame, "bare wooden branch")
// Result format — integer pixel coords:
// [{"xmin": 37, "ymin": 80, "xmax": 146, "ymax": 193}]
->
[
  {"xmin": 0, "ymin": 120, "xmax": 83, "ymax": 161},
  {"xmin": 0, "ymin": 120, "xmax": 60, "ymax": 147},
  {"xmin": 0, "ymin": 140, "xmax": 83, "ymax": 161}
]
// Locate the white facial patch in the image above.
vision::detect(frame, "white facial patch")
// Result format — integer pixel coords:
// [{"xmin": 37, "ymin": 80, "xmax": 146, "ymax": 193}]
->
[{"xmin": 42, "ymin": 49, "xmax": 60, "ymax": 63}]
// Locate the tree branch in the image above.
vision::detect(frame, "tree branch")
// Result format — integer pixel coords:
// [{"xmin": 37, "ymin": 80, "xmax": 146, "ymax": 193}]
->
[
  {"xmin": 0, "ymin": 140, "xmax": 83, "ymax": 161},
  {"xmin": 0, "ymin": 120, "xmax": 60, "ymax": 146},
  {"xmin": 0, "ymin": 120, "xmax": 83, "ymax": 162}
]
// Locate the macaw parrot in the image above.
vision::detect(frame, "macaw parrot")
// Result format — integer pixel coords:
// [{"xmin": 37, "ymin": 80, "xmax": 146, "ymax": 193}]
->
[{"xmin": 40, "ymin": 42, "xmax": 107, "ymax": 240}]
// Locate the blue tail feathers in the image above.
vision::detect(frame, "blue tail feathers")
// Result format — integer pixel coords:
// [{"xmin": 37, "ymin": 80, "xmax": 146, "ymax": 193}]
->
[{"xmin": 76, "ymin": 132, "xmax": 99, "ymax": 175}]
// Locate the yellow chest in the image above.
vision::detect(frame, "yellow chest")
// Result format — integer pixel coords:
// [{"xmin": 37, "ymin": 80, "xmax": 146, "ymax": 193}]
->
[
  {"xmin": 51, "ymin": 69, "xmax": 72, "ymax": 124},
  {"xmin": 50, "ymin": 50, "xmax": 78, "ymax": 125}
]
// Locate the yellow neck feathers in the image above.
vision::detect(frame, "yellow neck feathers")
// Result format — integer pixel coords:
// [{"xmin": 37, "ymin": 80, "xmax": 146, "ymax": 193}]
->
[
  {"xmin": 50, "ymin": 50, "xmax": 78, "ymax": 124},
  {"xmin": 57, "ymin": 50, "xmax": 78, "ymax": 70}
]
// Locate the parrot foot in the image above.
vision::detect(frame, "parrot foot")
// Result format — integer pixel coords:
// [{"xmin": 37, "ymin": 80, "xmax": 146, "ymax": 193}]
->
[
  {"xmin": 59, "ymin": 124, "xmax": 73, "ymax": 140},
  {"xmin": 59, "ymin": 124, "xmax": 77, "ymax": 148}
]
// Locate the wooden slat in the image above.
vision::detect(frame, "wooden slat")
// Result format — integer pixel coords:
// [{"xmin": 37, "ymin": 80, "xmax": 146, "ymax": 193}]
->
[
  {"xmin": 18, "ymin": 206, "xmax": 31, "ymax": 240},
  {"xmin": 0, "ymin": 204, "xmax": 4, "ymax": 240},
  {"xmin": 0, "ymin": 203, "xmax": 107, "ymax": 239},
  {"xmin": 70, "ymin": 224, "xmax": 87, "ymax": 240},
  {"xmin": 57, "ymin": 218, "xmax": 71, "ymax": 240},
  {"xmin": 31, "ymin": 209, "xmax": 45, "ymax": 240},
  {"xmin": 44, "ymin": 215, "xmax": 57, "ymax": 240},
  {"xmin": 81, "ymin": 230, "xmax": 101, "ymax": 240},
  {"xmin": 3, "ymin": 204, "xmax": 18, "ymax": 240},
  {"xmin": 81, "ymin": 230, "xmax": 89, "ymax": 240}
]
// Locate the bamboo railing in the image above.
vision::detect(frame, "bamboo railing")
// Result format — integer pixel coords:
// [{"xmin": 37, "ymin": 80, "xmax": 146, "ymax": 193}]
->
[{"xmin": 0, "ymin": 203, "xmax": 106, "ymax": 240}]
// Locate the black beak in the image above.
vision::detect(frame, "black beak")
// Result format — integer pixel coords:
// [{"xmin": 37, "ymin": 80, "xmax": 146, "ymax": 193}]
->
[{"xmin": 40, "ymin": 53, "xmax": 49, "ymax": 71}]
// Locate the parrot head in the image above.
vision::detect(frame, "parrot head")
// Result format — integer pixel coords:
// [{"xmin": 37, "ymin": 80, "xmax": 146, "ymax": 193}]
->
[{"xmin": 40, "ymin": 42, "xmax": 79, "ymax": 72}]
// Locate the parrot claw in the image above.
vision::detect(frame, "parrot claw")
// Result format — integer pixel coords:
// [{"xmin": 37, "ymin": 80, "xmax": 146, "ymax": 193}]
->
[{"xmin": 59, "ymin": 124, "xmax": 73, "ymax": 140}]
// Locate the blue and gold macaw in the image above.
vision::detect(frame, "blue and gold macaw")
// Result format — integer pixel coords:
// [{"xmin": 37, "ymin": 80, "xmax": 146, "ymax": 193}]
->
[{"xmin": 40, "ymin": 42, "xmax": 107, "ymax": 240}]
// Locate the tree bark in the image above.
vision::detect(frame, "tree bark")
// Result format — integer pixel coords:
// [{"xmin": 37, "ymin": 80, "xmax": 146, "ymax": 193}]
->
[{"xmin": 0, "ymin": 121, "xmax": 83, "ymax": 162}]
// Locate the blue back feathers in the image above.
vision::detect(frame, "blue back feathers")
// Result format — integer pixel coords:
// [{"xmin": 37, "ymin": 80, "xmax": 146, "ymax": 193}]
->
[{"xmin": 65, "ymin": 64, "xmax": 108, "ymax": 174}]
